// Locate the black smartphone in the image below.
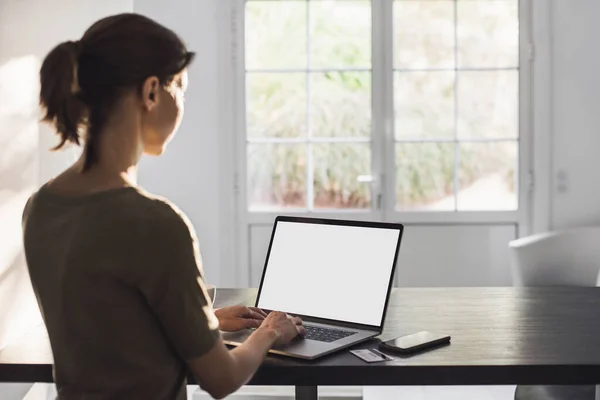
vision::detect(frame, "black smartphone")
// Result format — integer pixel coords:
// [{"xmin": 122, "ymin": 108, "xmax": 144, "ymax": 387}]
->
[{"xmin": 379, "ymin": 331, "xmax": 451, "ymax": 354}]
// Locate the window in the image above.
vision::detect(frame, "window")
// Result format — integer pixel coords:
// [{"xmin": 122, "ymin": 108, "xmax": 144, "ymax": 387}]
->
[
  {"xmin": 245, "ymin": 0, "xmax": 373, "ymax": 211},
  {"xmin": 393, "ymin": 0, "xmax": 519, "ymax": 211},
  {"xmin": 240, "ymin": 0, "xmax": 523, "ymax": 216}
]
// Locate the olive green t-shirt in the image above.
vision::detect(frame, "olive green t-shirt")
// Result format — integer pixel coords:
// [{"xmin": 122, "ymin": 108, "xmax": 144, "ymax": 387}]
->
[{"xmin": 22, "ymin": 185, "xmax": 220, "ymax": 400}]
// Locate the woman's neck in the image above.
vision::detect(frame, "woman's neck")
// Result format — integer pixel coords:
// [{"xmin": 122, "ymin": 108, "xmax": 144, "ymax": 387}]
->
[{"xmin": 81, "ymin": 101, "xmax": 144, "ymax": 186}]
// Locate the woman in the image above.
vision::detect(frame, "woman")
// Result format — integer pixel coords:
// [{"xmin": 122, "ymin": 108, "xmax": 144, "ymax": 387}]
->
[{"xmin": 22, "ymin": 13, "xmax": 305, "ymax": 400}]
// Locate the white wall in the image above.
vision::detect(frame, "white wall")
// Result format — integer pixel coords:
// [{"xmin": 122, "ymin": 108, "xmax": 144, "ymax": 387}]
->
[
  {"xmin": 549, "ymin": 0, "xmax": 600, "ymax": 229},
  {"xmin": 135, "ymin": 0, "xmax": 234, "ymax": 286},
  {"xmin": 0, "ymin": 0, "xmax": 40, "ymax": 353}
]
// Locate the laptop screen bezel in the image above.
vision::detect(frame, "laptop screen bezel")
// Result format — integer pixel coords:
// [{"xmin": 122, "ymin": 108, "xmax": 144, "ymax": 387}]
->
[{"xmin": 254, "ymin": 215, "xmax": 404, "ymax": 332}]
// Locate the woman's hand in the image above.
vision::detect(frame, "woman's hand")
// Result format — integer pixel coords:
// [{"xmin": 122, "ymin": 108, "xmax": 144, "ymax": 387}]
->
[
  {"xmin": 257, "ymin": 311, "xmax": 306, "ymax": 346},
  {"xmin": 214, "ymin": 306, "xmax": 267, "ymax": 332}
]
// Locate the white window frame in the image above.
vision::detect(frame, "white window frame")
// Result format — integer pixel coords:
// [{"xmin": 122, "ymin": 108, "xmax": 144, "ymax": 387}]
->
[{"xmin": 223, "ymin": 0, "xmax": 540, "ymax": 286}]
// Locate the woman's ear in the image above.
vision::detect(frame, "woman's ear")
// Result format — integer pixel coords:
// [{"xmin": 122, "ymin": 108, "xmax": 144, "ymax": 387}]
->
[{"xmin": 141, "ymin": 76, "xmax": 160, "ymax": 111}]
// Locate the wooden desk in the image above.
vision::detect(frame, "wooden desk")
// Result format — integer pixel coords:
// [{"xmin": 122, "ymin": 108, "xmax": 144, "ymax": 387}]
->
[{"xmin": 2, "ymin": 288, "xmax": 600, "ymax": 400}]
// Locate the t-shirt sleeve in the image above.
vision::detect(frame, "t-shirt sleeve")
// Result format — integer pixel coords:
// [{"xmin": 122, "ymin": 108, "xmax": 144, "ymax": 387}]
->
[{"xmin": 137, "ymin": 203, "xmax": 220, "ymax": 360}]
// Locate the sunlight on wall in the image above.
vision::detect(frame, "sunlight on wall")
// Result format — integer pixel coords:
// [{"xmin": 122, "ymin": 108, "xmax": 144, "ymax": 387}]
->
[{"xmin": 0, "ymin": 55, "xmax": 44, "ymax": 350}]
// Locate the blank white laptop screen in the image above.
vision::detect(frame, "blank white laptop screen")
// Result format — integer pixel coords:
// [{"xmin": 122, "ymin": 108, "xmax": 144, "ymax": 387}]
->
[{"xmin": 257, "ymin": 221, "xmax": 401, "ymax": 327}]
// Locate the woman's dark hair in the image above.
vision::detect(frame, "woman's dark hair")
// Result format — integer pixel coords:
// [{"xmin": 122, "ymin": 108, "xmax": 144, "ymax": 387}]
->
[{"xmin": 40, "ymin": 13, "xmax": 194, "ymax": 170}]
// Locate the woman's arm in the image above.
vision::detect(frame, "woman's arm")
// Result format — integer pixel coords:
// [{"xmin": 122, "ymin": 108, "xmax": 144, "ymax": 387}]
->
[{"xmin": 188, "ymin": 312, "xmax": 304, "ymax": 399}]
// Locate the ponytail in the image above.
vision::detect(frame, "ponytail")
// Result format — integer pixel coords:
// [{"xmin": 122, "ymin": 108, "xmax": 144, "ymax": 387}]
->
[{"xmin": 39, "ymin": 40, "xmax": 86, "ymax": 150}]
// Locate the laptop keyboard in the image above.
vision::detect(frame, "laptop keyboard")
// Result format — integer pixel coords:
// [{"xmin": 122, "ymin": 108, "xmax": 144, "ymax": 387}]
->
[{"xmin": 304, "ymin": 325, "xmax": 356, "ymax": 343}]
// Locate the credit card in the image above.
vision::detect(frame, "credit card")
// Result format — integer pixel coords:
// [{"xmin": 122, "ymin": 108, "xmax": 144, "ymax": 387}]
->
[{"xmin": 350, "ymin": 349, "xmax": 394, "ymax": 363}]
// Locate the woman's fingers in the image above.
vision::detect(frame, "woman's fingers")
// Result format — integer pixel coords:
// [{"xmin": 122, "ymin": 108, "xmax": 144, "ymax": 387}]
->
[
  {"xmin": 296, "ymin": 324, "xmax": 307, "ymax": 336},
  {"xmin": 244, "ymin": 308, "xmax": 266, "ymax": 320},
  {"xmin": 243, "ymin": 318, "xmax": 262, "ymax": 329},
  {"xmin": 249, "ymin": 307, "xmax": 268, "ymax": 318}
]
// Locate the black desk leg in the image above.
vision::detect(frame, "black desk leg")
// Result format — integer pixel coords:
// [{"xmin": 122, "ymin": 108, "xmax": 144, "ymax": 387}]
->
[{"xmin": 295, "ymin": 385, "xmax": 318, "ymax": 400}]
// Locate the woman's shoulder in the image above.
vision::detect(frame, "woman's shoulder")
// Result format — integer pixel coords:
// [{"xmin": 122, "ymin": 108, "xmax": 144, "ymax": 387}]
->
[{"xmin": 130, "ymin": 187, "xmax": 195, "ymax": 237}]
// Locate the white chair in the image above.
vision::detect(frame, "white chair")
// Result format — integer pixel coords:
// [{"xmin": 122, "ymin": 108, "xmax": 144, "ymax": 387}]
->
[
  {"xmin": 509, "ymin": 227, "xmax": 600, "ymax": 400},
  {"xmin": 510, "ymin": 227, "xmax": 600, "ymax": 287}
]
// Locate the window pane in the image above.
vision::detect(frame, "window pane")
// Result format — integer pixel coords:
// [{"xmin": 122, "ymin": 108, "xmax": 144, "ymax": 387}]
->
[
  {"xmin": 457, "ymin": 70, "xmax": 518, "ymax": 139},
  {"xmin": 396, "ymin": 143, "xmax": 455, "ymax": 211},
  {"xmin": 313, "ymin": 143, "xmax": 371, "ymax": 209},
  {"xmin": 458, "ymin": 141, "xmax": 517, "ymax": 211},
  {"xmin": 311, "ymin": 72, "xmax": 371, "ymax": 138},
  {"xmin": 395, "ymin": 71, "xmax": 454, "ymax": 139},
  {"xmin": 246, "ymin": 1, "xmax": 307, "ymax": 70},
  {"xmin": 394, "ymin": 0, "xmax": 455, "ymax": 69},
  {"xmin": 457, "ymin": 0, "xmax": 519, "ymax": 68},
  {"xmin": 310, "ymin": 0, "xmax": 371, "ymax": 69},
  {"xmin": 247, "ymin": 73, "xmax": 306, "ymax": 138},
  {"xmin": 247, "ymin": 144, "xmax": 307, "ymax": 210}
]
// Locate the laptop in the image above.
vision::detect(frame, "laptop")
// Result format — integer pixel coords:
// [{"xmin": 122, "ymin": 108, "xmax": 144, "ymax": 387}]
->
[{"xmin": 222, "ymin": 216, "xmax": 403, "ymax": 360}]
